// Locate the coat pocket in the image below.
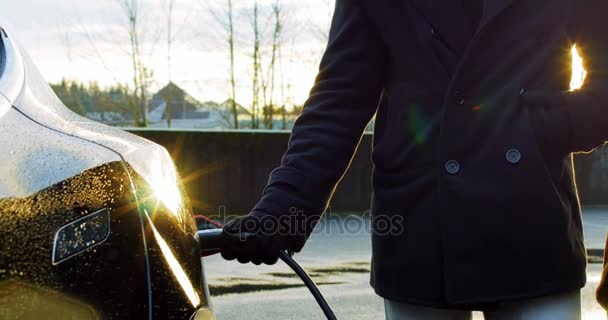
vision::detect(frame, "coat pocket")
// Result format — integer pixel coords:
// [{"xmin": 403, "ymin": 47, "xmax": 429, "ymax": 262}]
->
[
  {"xmin": 519, "ymin": 88, "xmax": 573, "ymax": 161},
  {"xmin": 519, "ymin": 88, "xmax": 572, "ymax": 187}
]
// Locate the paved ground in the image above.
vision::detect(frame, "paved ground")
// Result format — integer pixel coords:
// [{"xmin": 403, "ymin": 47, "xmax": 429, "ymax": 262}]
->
[
  {"xmin": 204, "ymin": 208, "xmax": 608, "ymax": 319},
  {"xmin": 584, "ymin": 207, "xmax": 608, "ymax": 250},
  {"xmin": 209, "ymin": 266, "xmax": 604, "ymax": 320}
]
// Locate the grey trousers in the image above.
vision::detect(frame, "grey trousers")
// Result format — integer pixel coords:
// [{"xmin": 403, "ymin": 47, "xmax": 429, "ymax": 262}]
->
[{"xmin": 385, "ymin": 290, "xmax": 581, "ymax": 320}]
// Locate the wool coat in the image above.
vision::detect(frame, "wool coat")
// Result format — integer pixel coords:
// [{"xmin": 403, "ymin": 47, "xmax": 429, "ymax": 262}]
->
[{"xmin": 251, "ymin": 0, "xmax": 608, "ymax": 308}]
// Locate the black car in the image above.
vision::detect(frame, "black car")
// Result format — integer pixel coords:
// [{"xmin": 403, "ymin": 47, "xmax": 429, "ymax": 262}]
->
[{"xmin": 0, "ymin": 25, "xmax": 215, "ymax": 319}]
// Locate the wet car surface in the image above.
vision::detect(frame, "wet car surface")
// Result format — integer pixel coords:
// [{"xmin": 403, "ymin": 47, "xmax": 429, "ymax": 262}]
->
[{"xmin": 0, "ymin": 25, "xmax": 214, "ymax": 319}]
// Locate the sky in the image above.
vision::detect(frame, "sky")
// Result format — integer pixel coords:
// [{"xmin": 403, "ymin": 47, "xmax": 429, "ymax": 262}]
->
[{"xmin": 1, "ymin": 0, "xmax": 336, "ymax": 108}]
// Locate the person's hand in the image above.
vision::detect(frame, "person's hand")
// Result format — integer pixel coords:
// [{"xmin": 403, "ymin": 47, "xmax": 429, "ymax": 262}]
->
[{"xmin": 220, "ymin": 214, "xmax": 293, "ymax": 265}]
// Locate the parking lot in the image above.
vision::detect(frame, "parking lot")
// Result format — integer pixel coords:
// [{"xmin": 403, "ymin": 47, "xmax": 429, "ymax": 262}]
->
[{"xmin": 205, "ymin": 210, "xmax": 608, "ymax": 319}]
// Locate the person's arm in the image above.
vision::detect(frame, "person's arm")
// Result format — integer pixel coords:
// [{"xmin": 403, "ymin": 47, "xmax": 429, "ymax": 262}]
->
[
  {"xmin": 255, "ymin": 0, "xmax": 386, "ymax": 249},
  {"xmin": 598, "ymin": 235, "xmax": 608, "ymax": 310},
  {"xmin": 522, "ymin": 1, "xmax": 608, "ymax": 154},
  {"xmin": 559, "ymin": 1, "xmax": 608, "ymax": 311},
  {"xmin": 222, "ymin": 0, "xmax": 386, "ymax": 263},
  {"xmin": 560, "ymin": 1, "xmax": 608, "ymax": 153}
]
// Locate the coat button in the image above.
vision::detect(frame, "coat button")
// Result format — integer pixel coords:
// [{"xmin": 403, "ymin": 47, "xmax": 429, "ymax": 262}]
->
[
  {"xmin": 519, "ymin": 88, "xmax": 526, "ymax": 97},
  {"xmin": 445, "ymin": 160, "xmax": 461, "ymax": 175},
  {"xmin": 506, "ymin": 149, "xmax": 522, "ymax": 164},
  {"xmin": 431, "ymin": 27, "xmax": 439, "ymax": 38},
  {"xmin": 453, "ymin": 90, "xmax": 465, "ymax": 105}
]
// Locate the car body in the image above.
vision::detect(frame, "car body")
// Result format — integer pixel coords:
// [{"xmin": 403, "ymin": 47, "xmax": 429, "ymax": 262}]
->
[{"xmin": 0, "ymin": 25, "xmax": 215, "ymax": 319}]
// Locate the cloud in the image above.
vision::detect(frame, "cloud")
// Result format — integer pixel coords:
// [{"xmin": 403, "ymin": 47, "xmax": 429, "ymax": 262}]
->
[{"xmin": 3, "ymin": 0, "xmax": 336, "ymax": 107}]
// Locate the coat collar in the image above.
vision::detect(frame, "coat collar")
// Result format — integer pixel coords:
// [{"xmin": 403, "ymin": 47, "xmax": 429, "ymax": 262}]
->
[
  {"xmin": 406, "ymin": 0, "xmax": 516, "ymax": 52},
  {"xmin": 479, "ymin": 0, "xmax": 516, "ymax": 31}
]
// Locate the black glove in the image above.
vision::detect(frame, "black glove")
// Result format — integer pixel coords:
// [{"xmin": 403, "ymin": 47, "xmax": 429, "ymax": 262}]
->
[{"xmin": 220, "ymin": 213, "xmax": 294, "ymax": 265}]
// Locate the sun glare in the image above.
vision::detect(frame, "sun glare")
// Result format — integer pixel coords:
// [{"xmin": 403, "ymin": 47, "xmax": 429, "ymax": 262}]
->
[
  {"xmin": 570, "ymin": 44, "xmax": 587, "ymax": 91},
  {"xmin": 149, "ymin": 157, "xmax": 183, "ymax": 217}
]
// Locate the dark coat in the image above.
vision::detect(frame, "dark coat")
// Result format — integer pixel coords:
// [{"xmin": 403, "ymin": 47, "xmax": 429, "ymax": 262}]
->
[{"xmin": 251, "ymin": 0, "xmax": 608, "ymax": 308}]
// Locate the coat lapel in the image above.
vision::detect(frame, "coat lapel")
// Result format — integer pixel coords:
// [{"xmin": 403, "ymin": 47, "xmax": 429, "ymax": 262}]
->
[
  {"xmin": 405, "ymin": 0, "xmax": 517, "ymax": 50},
  {"xmin": 478, "ymin": 0, "xmax": 516, "ymax": 32},
  {"xmin": 408, "ymin": 0, "xmax": 473, "ymax": 55}
]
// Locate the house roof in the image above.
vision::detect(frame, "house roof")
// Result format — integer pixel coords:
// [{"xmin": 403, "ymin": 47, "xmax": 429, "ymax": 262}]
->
[
  {"xmin": 221, "ymin": 99, "xmax": 250, "ymax": 115},
  {"xmin": 152, "ymin": 82, "xmax": 201, "ymax": 106},
  {"xmin": 152, "ymin": 82, "xmax": 250, "ymax": 116}
]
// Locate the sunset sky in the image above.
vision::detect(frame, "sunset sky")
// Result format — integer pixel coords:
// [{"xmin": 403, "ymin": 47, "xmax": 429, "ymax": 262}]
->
[{"xmin": 1, "ymin": 0, "xmax": 336, "ymax": 108}]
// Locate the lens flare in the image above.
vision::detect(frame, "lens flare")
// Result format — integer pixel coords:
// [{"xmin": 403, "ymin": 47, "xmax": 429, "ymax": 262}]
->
[
  {"xmin": 148, "ymin": 156, "xmax": 182, "ymax": 217},
  {"xmin": 570, "ymin": 44, "xmax": 587, "ymax": 91}
]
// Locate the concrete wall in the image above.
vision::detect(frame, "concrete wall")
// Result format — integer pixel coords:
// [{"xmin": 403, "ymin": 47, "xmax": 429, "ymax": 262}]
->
[{"xmin": 127, "ymin": 129, "xmax": 608, "ymax": 214}]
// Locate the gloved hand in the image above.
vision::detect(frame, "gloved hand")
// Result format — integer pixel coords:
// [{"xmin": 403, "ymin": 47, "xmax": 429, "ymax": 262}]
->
[{"xmin": 220, "ymin": 213, "xmax": 294, "ymax": 265}]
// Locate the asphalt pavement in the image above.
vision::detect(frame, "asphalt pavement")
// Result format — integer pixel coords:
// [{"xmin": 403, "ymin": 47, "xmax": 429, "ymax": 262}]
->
[{"xmin": 204, "ymin": 208, "xmax": 608, "ymax": 319}]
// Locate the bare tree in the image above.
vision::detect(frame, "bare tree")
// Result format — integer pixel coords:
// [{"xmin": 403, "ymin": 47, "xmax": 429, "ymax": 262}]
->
[
  {"xmin": 201, "ymin": 0, "xmax": 240, "ymax": 129},
  {"xmin": 251, "ymin": 0, "xmax": 261, "ymax": 129},
  {"xmin": 165, "ymin": 0, "xmax": 175, "ymax": 128},
  {"xmin": 260, "ymin": 0, "xmax": 283, "ymax": 129},
  {"xmin": 63, "ymin": 2, "xmax": 159, "ymax": 127},
  {"xmin": 278, "ymin": 33, "xmax": 288, "ymax": 130},
  {"xmin": 227, "ymin": 0, "xmax": 239, "ymax": 128},
  {"xmin": 117, "ymin": 0, "xmax": 154, "ymax": 127}
]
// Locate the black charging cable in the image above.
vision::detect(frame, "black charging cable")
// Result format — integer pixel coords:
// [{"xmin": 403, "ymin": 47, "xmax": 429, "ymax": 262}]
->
[
  {"xmin": 277, "ymin": 250, "xmax": 337, "ymax": 320},
  {"xmin": 196, "ymin": 228, "xmax": 338, "ymax": 320}
]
